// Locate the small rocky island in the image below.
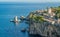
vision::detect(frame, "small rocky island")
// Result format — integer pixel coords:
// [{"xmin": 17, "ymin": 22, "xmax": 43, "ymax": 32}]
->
[{"xmin": 26, "ymin": 6, "xmax": 60, "ymax": 37}]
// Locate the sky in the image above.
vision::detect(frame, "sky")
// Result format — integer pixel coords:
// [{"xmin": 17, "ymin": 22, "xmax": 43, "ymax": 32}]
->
[{"xmin": 0, "ymin": 0, "xmax": 60, "ymax": 3}]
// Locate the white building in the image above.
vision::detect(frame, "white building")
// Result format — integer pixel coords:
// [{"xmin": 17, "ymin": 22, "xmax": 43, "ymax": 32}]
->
[{"xmin": 48, "ymin": 8, "xmax": 55, "ymax": 18}]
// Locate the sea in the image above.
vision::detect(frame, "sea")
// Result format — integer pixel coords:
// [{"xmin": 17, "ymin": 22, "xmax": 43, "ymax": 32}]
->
[{"xmin": 0, "ymin": 2, "xmax": 60, "ymax": 37}]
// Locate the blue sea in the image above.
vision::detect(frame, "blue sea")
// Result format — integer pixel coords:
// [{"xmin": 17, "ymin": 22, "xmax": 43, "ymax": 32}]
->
[{"xmin": 0, "ymin": 2, "xmax": 60, "ymax": 37}]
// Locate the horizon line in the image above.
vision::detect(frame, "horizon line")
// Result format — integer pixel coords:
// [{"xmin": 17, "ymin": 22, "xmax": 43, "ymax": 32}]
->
[{"xmin": 0, "ymin": 2, "xmax": 60, "ymax": 3}]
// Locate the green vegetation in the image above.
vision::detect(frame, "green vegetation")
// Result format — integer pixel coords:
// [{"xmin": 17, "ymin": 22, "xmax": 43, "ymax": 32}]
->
[
  {"xmin": 29, "ymin": 13, "xmax": 44, "ymax": 22},
  {"xmin": 54, "ymin": 6, "xmax": 60, "ymax": 19},
  {"xmin": 34, "ymin": 16, "xmax": 44, "ymax": 22}
]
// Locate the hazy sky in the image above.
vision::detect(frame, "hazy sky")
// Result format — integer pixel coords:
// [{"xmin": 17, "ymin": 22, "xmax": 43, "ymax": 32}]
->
[{"xmin": 0, "ymin": 0, "xmax": 60, "ymax": 3}]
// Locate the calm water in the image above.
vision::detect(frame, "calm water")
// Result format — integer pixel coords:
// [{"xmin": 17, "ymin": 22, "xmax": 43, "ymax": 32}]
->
[{"xmin": 0, "ymin": 3, "xmax": 60, "ymax": 37}]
